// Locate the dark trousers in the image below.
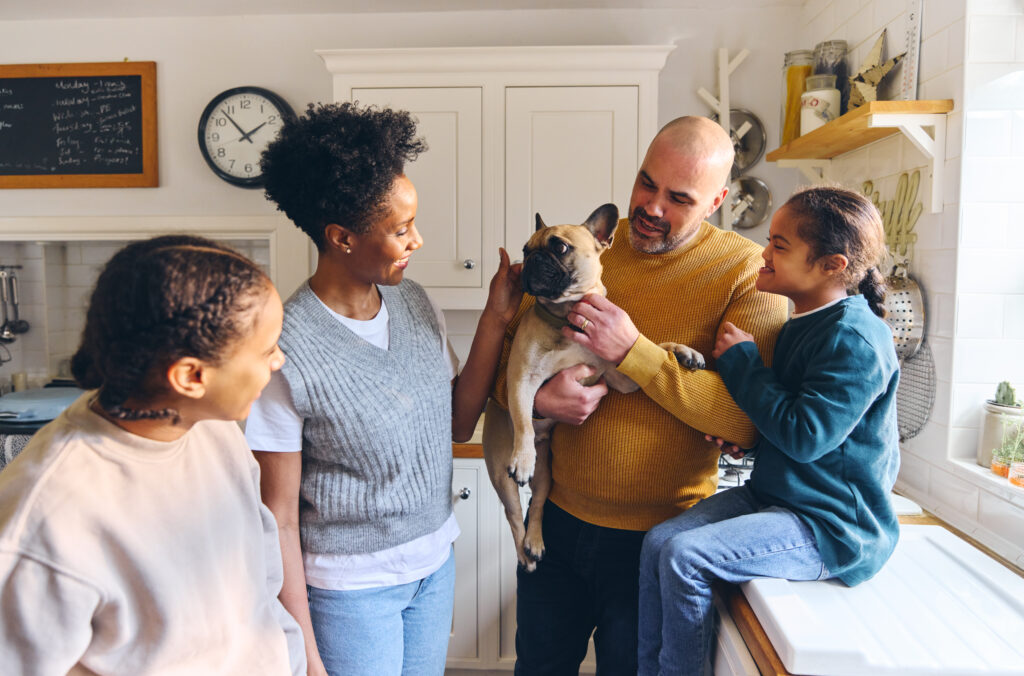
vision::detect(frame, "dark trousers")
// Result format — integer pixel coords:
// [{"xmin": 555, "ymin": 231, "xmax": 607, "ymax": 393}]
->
[{"xmin": 514, "ymin": 500, "xmax": 646, "ymax": 676}]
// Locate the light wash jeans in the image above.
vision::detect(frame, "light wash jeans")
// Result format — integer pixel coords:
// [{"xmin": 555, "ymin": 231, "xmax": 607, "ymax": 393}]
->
[
  {"xmin": 307, "ymin": 548, "xmax": 455, "ymax": 676},
  {"xmin": 638, "ymin": 484, "xmax": 830, "ymax": 676}
]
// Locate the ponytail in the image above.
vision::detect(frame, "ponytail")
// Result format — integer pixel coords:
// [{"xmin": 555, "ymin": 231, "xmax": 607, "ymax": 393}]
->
[{"xmin": 858, "ymin": 266, "xmax": 887, "ymax": 318}]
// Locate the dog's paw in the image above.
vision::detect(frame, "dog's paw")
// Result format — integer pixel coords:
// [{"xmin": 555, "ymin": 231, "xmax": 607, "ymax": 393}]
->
[
  {"xmin": 506, "ymin": 454, "xmax": 535, "ymax": 487},
  {"xmin": 660, "ymin": 342, "xmax": 706, "ymax": 371},
  {"xmin": 518, "ymin": 559, "xmax": 539, "ymax": 573},
  {"xmin": 524, "ymin": 537, "xmax": 545, "ymax": 564}
]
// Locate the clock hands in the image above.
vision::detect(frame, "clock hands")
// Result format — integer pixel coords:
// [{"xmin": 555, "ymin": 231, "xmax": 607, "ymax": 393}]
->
[
  {"xmin": 238, "ymin": 121, "xmax": 268, "ymax": 143},
  {"xmin": 220, "ymin": 109, "xmax": 254, "ymax": 144}
]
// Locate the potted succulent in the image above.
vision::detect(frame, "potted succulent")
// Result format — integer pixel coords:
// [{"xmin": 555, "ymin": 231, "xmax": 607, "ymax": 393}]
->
[
  {"xmin": 1004, "ymin": 422, "xmax": 1024, "ymax": 487},
  {"xmin": 978, "ymin": 381, "xmax": 1024, "ymax": 471}
]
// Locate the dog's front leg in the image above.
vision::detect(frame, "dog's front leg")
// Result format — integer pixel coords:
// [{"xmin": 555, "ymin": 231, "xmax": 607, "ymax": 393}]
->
[{"xmin": 507, "ymin": 373, "xmax": 544, "ymax": 486}]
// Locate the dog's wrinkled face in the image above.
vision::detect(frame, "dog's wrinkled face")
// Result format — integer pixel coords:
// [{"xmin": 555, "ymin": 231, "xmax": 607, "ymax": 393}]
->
[{"xmin": 521, "ymin": 204, "xmax": 618, "ymax": 301}]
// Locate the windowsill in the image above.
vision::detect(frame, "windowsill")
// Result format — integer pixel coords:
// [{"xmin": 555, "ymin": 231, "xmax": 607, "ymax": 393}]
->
[{"xmin": 948, "ymin": 458, "xmax": 1024, "ymax": 507}]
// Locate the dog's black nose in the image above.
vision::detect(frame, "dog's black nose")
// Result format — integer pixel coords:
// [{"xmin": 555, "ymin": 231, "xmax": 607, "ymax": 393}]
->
[{"xmin": 522, "ymin": 252, "xmax": 572, "ymax": 299}]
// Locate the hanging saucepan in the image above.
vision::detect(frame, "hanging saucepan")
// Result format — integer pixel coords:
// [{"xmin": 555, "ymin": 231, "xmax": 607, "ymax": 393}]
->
[{"xmin": 883, "ymin": 260, "xmax": 925, "ymax": 361}]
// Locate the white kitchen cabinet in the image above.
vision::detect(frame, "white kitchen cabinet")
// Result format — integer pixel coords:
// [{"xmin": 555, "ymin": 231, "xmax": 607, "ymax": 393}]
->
[
  {"xmin": 449, "ymin": 456, "xmax": 595, "ymax": 674},
  {"xmin": 318, "ymin": 46, "xmax": 673, "ymax": 309}
]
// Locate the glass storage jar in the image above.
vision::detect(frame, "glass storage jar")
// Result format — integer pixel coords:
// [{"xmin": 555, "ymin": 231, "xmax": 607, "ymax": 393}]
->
[
  {"xmin": 780, "ymin": 49, "xmax": 813, "ymax": 146},
  {"xmin": 813, "ymin": 39, "xmax": 849, "ymax": 115},
  {"xmin": 800, "ymin": 74, "xmax": 840, "ymax": 136}
]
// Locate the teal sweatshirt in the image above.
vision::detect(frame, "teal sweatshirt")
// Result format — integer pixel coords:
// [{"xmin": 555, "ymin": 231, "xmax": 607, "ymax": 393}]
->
[{"xmin": 717, "ymin": 295, "xmax": 901, "ymax": 586}]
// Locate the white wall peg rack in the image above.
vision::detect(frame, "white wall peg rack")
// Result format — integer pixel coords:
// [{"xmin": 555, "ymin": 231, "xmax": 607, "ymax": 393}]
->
[{"xmin": 697, "ymin": 47, "xmax": 750, "ymax": 230}]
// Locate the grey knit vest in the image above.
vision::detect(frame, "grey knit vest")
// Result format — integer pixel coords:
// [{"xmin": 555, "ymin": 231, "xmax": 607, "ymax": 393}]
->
[{"xmin": 278, "ymin": 280, "xmax": 453, "ymax": 555}]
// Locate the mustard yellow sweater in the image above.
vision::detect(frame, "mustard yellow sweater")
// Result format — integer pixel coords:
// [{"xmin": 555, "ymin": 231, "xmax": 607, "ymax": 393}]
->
[{"xmin": 493, "ymin": 218, "xmax": 788, "ymax": 530}]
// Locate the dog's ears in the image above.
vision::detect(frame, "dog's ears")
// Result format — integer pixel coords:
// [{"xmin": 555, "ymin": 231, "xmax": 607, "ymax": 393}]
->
[
  {"xmin": 583, "ymin": 203, "xmax": 619, "ymax": 246},
  {"xmin": 534, "ymin": 213, "xmax": 547, "ymax": 232}
]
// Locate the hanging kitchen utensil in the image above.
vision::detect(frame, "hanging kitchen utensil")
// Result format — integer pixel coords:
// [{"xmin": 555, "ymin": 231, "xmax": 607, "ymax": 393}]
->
[
  {"xmin": 730, "ymin": 176, "xmax": 772, "ymax": 229},
  {"xmin": 883, "ymin": 260, "xmax": 925, "ymax": 361},
  {"xmin": 0, "ymin": 272, "xmax": 15, "ymax": 344},
  {"xmin": 7, "ymin": 273, "xmax": 29, "ymax": 334},
  {"xmin": 710, "ymin": 108, "xmax": 766, "ymax": 178},
  {"xmin": 895, "ymin": 339, "xmax": 935, "ymax": 441}
]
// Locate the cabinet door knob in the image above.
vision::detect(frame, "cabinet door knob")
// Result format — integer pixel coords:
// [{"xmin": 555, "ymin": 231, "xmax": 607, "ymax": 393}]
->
[
  {"xmin": 463, "ymin": 259, "xmax": 476, "ymax": 270},
  {"xmin": 457, "ymin": 487, "xmax": 471, "ymax": 500}
]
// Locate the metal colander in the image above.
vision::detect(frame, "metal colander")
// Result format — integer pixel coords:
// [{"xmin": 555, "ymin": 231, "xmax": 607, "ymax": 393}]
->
[{"xmin": 883, "ymin": 263, "xmax": 925, "ymax": 361}]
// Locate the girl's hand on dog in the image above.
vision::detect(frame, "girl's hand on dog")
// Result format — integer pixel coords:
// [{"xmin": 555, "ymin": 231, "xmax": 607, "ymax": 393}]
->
[
  {"xmin": 484, "ymin": 247, "xmax": 523, "ymax": 326},
  {"xmin": 564, "ymin": 293, "xmax": 640, "ymax": 365},
  {"xmin": 705, "ymin": 434, "xmax": 746, "ymax": 459},
  {"xmin": 712, "ymin": 321, "xmax": 754, "ymax": 359},
  {"xmin": 534, "ymin": 364, "xmax": 608, "ymax": 425}
]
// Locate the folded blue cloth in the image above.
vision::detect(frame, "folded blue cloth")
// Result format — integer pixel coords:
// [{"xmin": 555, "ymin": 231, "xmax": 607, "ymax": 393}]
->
[{"xmin": 0, "ymin": 387, "xmax": 84, "ymax": 422}]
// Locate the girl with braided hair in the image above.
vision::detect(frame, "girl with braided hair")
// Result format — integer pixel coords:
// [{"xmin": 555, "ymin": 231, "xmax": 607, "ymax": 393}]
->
[
  {"xmin": 245, "ymin": 102, "xmax": 521, "ymax": 675},
  {"xmin": 0, "ymin": 235, "xmax": 306, "ymax": 675}
]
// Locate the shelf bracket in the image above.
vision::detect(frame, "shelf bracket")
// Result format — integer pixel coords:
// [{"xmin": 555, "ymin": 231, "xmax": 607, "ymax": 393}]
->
[
  {"xmin": 867, "ymin": 112, "xmax": 946, "ymax": 213},
  {"xmin": 776, "ymin": 158, "xmax": 833, "ymax": 184}
]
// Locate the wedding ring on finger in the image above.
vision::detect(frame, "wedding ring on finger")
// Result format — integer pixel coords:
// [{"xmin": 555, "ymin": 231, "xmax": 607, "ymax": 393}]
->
[{"xmin": 579, "ymin": 317, "xmax": 590, "ymax": 331}]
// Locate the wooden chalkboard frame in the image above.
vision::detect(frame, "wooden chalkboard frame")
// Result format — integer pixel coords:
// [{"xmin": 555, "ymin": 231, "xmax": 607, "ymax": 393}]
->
[{"xmin": 0, "ymin": 61, "xmax": 158, "ymax": 188}]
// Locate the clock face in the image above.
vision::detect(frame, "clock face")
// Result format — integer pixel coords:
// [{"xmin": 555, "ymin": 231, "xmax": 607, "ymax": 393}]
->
[{"xmin": 198, "ymin": 87, "xmax": 295, "ymax": 188}]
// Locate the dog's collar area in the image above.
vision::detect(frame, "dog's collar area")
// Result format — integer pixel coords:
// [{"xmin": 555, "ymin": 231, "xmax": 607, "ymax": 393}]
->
[{"xmin": 532, "ymin": 302, "xmax": 583, "ymax": 333}]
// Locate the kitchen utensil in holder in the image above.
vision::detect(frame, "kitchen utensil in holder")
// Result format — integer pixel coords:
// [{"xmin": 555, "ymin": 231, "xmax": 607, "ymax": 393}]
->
[{"xmin": 0, "ymin": 272, "xmax": 15, "ymax": 344}]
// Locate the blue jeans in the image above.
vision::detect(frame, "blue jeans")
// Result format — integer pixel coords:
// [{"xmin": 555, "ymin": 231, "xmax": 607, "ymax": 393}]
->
[
  {"xmin": 307, "ymin": 548, "xmax": 455, "ymax": 676},
  {"xmin": 515, "ymin": 500, "xmax": 645, "ymax": 676},
  {"xmin": 638, "ymin": 485, "xmax": 830, "ymax": 676}
]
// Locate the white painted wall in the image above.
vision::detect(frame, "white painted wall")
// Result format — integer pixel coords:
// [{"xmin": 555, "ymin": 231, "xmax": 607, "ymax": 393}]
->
[{"xmin": 0, "ymin": 6, "xmax": 801, "ymax": 371}]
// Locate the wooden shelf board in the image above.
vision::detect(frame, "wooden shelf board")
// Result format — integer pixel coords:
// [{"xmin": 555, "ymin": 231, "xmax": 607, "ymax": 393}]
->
[{"xmin": 766, "ymin": 99, "xmax": 953, "ymax": 162}]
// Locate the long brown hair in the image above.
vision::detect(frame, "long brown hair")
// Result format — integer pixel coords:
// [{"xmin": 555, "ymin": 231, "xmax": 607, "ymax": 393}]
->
[{"xmin": 784, "ymin": 186, "xmax": 888, "ymax": 317}]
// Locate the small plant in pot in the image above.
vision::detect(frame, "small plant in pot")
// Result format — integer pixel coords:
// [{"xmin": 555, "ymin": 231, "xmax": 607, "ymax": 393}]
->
[
  {"xmin": 1003, "ymin": 421, "xmax": 1024, "ymax": 487},
  {"xmin": 979, "ymin": 381, "xmax": 1024, "ymax": 472}
]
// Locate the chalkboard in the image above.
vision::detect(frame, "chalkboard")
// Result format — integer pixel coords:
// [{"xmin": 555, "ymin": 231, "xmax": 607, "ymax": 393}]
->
[{"xmin": 0, "ymin": 62, "xmax": 157, "ymax": 188}]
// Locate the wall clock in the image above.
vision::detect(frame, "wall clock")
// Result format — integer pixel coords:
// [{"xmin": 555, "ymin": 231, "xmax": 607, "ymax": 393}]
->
[{"xmin": 197, "ymin": 86, "xmax": 295, "ymax": 188}]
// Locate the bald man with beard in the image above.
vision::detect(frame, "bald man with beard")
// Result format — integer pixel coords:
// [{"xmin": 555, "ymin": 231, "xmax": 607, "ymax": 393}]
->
[{"xmin": 490, "ymin": 116, "xmax": 788, "ymax": 675}]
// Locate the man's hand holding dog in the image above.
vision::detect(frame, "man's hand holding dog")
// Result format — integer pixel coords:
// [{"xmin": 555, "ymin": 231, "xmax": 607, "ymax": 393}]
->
[
  {"xmin": 534, "ymin": 364, "xmax": 608, "ymax": 425},
  {"xmin": 564, "ymin": 293, "xmax": 640, "ymax": 365}
]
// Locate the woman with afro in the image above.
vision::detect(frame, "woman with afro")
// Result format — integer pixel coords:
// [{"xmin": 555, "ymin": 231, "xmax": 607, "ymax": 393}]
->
[{"xmin": 245, "ymin": 102, "xmax": 521, "ymax": 676}]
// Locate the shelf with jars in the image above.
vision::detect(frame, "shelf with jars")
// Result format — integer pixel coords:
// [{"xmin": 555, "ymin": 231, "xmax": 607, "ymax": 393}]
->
[{"xmin": 766, "ymin": 99, "xmax": 954, "ymax": 213}]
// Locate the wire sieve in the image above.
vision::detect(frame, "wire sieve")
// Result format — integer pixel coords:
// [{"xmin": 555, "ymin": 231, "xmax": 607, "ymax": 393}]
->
[
  {"xmin": 895, "ymin": 339, "xmax": 935, "ymax": 441},
  {"xmin": 883, "ymin": 262, "xmax": 925, "ymax": 361}
]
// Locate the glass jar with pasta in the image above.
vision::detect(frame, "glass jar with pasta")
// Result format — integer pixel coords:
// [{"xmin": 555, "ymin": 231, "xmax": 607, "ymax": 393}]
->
[{"xmin": 780, "ymin": 49, "xmax": 813, "ymax": 146}]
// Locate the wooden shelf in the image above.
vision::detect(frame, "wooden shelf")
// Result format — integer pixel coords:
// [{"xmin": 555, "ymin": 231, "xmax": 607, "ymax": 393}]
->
[
  {"xmin": 766, "ymin": 99, "xmax": 954, "ymax": 213},
  {"xmin": 766, "ymin": 99, "xmax": 953, "ymax": 161}
]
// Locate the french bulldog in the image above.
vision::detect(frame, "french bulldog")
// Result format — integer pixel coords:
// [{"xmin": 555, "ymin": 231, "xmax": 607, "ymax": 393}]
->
[{"xmin": 482, "ymin": 203, "xmax": 704, "ymax": 571}]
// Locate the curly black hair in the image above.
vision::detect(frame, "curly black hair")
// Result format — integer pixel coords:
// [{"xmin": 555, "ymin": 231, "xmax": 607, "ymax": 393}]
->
[
  {"xmin": 70, "ymin": 235, "xmax": 271, "ymax": 424},
  {"xmin": 260, "ymin": 101, "xmax": 427, "ymax": 250}
]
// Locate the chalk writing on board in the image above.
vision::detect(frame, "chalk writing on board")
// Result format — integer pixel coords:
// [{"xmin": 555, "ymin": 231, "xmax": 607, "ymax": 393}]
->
[{"xmin": 0, "ymin": 75, "xmax": 145, "ymax": 175}]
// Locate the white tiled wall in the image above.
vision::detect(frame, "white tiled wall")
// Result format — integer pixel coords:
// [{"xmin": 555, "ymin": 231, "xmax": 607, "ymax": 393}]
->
[
  {"xmin": 800, "ymin": 0, "xmax": 1024, "ymax": 568},
  {"xmin": 0, "ymin": 239, "xmax": 271, "ymax": 391}
]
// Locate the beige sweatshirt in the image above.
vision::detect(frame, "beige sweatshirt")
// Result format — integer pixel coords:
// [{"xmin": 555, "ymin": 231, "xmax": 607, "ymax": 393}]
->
[{"xmin": 0, "ymin": 393, "xmax": 305, "ymax": 675}]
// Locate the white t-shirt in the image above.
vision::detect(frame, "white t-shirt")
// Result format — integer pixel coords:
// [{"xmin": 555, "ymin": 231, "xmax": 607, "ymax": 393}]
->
[
  {"xmin": 245, "ymin": 290, "xmax": 461, "ymax": 591},
  {"xmin": 0, "ymin": 394, "xmax": 306, "ymax": 675}
]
